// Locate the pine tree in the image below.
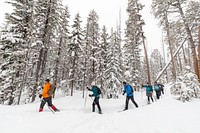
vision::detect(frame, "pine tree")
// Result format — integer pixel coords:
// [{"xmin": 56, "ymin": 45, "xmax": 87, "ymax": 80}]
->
[
  {"xmin": 124, "ymin": 0, "xmax": 144, "ymax": 84},
  {"xmin": 68, "ymin": 13, "xmax": 84, "ymax": 96},
  {"xmin": 96, "ymin": 25, "xmax": 109, "ymax": 95},
  {"xmin": 26, "ymin": 0, "xmax": 62, "ymax": 102},
  {"xmin": 0, "ymin": 0, "xmax": 34, "ymax": 105},
  {"xmin": 56, "ymin": 5, "xmax": 70, "ymax": 96},
  {"xmin": 85, "ymin": 10, "xmax": 100, "ymax": 84},
  {"xmin": 150, "ymin": 49, "xmax": 164, "ymax": 82},
  {"xmin": 170, "ymin": 66, "xmax": 200, "ymax": 102},
  {"xmin": 105, "ymin": 29, "xmax": 123, "ymax": 98}
]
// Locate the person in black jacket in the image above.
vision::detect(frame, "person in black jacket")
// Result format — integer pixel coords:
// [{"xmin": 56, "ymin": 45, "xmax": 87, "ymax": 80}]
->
[{"xmin": 159, "ymin": 83, "xmax": 164, "ymax": 94}]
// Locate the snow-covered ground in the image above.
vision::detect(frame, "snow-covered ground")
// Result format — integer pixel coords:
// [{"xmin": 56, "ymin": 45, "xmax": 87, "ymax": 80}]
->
[{"xmin": 0, "ymin": 85, "xmax": 200, "ymax": 133}]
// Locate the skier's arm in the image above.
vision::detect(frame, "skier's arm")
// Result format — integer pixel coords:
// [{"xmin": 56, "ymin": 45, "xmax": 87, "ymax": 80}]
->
[
  {"xmin": 42, "ymin": 85, "xmax": 49, "ymax": 96},
  {"xmin": 87, "ymin": 87, "xmax": 92, "ymax": 91}
]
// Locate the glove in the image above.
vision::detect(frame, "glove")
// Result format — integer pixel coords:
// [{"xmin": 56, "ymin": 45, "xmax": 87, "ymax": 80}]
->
[
  {"xmin": 39, "ymin": 94, "xmax": 42, "ymax": 98},
  {"xmin": 122, "ymin": 90, "xmax": 125, "ymax": 95},
  {"xmin": 89, "ymin": 94, "xmax": 93, "ymax": 97}
]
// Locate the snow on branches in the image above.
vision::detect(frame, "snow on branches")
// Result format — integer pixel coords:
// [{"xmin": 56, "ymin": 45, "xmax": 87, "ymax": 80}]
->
[{"xmin": 170, "ymin": 66, "xmax": 200, "ymax": 102}]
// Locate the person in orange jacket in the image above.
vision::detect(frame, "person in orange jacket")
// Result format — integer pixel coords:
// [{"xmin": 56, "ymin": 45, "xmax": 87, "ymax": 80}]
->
[{"xmin": 39, "ymin": 79, "xmax": 59, "ymax": 112}]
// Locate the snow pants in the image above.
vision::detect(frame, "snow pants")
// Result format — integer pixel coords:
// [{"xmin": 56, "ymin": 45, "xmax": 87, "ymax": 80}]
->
[
  {"xmin": 39, "ymin": 97, "xmax": 58, "ymax": 112},
  {"xmin": 125, "ymin": 96, "xmax": 138, "ymax": 110},
  {"xmin": 155, "ymin": 90, "xmax": 161, "ymax": 99},
  {"xmin": 92, "ymin": 97, "xmax": 102, "ymax": 113}
]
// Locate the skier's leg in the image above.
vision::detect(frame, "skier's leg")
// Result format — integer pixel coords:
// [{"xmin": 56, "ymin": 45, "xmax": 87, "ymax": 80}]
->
[
  {"xmin": 147, "ymin": 96, "xmax": 150, "ymax": 104},
  {"xmin": 156, "ymin": 91, "xmax": 159, "ymax": 99},
  {"xmin": 130, "ymin": 96, "xmax": 138, "ymax": 107},
  {"xmin": 151, "ymin": 97, "xmax": 154, "ymax": 102},
  {"xmin": 162, "ymin": 89, "xmax": 164, "ymax": 94},
  {"xmin": 124, "ymin": 96, "xmax": 130, "ymax": 110},
  {"xmin": 94, "ymin": 97, "xmax": 102, "ymax": 114},
  {"xmin": 47, "ymin": 97, "xmax": 59, "ymax": 111},
  {"xmin": 39, "ymin": 98, "xmax": 46, "ymax": 112},
  {"xmin": 92, "ymin": 101, "xmax": 95, "ymax": 112}
]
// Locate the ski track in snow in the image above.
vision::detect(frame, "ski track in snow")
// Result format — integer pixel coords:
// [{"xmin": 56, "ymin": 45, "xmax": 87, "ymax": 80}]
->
[{"xmin": 0, "ymin": 85, "xmax": 200, "ymax": 133}]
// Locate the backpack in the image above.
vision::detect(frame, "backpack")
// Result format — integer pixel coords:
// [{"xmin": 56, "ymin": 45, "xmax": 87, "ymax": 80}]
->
[
  {"xmin": 48, "ymin": 84, "xmax": 56, "ymax": 96},
  {"xmin": 96, "ymin": 86, "xmax": 101, "ymax": 95},
  {"xmin": 154, "ymin": 85, "xmax": 160, "ymax": 91},
  {"xmin": 130, "ymin": 85, "xmax": 134, "ymax": 94}
]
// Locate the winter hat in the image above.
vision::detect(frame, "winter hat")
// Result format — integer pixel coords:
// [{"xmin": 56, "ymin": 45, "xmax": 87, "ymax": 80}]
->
[
  {"xmin": 91, "ymin": 81, "xmax": 96, "ymax": 86},
  {"xmin": 45, "ymin": 79, "xmax": 50, "ymax": 82},
  {"xmin": 123, "ymin": 81, "xmax": 126, "ymax": 85}
]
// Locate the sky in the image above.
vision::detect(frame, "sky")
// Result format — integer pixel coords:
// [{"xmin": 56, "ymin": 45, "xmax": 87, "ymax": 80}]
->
[{"xmin": 0, "ymin": 0, "xmax": 163, "ymax": 55}]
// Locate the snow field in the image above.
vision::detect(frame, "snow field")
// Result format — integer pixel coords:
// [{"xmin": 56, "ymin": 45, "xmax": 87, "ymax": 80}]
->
[{"xmin": 0, "ymin": 86, "xmax": 200, "ymax": 133}]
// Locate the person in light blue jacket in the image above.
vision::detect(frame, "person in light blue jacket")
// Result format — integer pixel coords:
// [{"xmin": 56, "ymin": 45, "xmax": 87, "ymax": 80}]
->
[{"xmin": 123, "ymin": 81, "xmax": 138, "ymax": 111}]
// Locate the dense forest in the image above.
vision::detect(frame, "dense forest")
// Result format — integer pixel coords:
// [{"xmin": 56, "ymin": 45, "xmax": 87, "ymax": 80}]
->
[{"xmin": 0, "ymin": 0, "xmax": 200, "ymax": 105}]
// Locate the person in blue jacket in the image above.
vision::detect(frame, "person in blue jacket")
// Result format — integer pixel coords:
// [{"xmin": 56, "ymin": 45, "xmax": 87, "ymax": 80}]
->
[
  {"xmin": 142, "ymin": 82, "xmax": 154, "ymax": 104},
  {"xmin": 122, "ymin": 81, "xmax": 138, "ymax": 111},
  {"xmin": 87, "ymin": 83, "xmax": 102, "ymax": 114}
]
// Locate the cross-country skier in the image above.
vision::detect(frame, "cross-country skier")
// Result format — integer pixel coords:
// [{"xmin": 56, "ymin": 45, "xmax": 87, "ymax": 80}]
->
[
  {"xmin": 154, "ymin": 82, "xmax": 161, "ymax": 99},
  {"xmin": 142, "ymin": 82, "xmax": 154, "ymax": 104},
  {"xmin": 122, "ymin": 81, "xmax": 138, "ymax": 111},
  {"xmin": 158, "ymin": 83, "xmax": 164, "ymax": 94},
  {"xmin": 87, "ymin": 82, "xmax": 102, "ymax": 114},
  {"xmin": 39, "ymin": 79, "xmax": 59, "ymax": 112}
]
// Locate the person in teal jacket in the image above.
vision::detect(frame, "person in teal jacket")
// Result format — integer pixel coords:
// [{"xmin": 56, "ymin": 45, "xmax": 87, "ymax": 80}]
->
[
  {"xmin": 142, "ymin": 82, "xmax": 154, "ymax": 104},
  {"xmin": 87, "ymin": 84, "xmax": 102, "ymax": 114}
]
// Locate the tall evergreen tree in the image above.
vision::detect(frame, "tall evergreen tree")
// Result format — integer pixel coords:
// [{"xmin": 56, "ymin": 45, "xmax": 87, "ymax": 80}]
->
[
  {"xmin": 96, "ymin": 25, "xmax": 109, "ymax": 95},
  {"xmin": 85, "ymin": 10, "xmax": 100, "ymax": 84},
  {"xmin": 105, "ymin": 29, "xmax": 123, "ymax": 97},
  {"xmin": 0, "ymin": 0, "xmax": 34, "ymax": 105},
  {"xmin": 56, "ymin": 5, "xmax": 70, "ymax": 96},
  {"xmin": 26, "ymin": 0, "xmax": 62, "ymax": 102},
  {"xmin": 68, "ymin": 13, "xmax": 84, "ymax": 96},
  {"xmin": 124, "ymin": 0, "xmax": 144, "ymax": 84}
]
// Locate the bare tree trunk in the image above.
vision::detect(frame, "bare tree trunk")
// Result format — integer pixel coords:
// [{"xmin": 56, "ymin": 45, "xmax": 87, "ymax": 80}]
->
[
  {"xmin": 176, "ymin": 2, "xmax": 200, "ymax": 81},
  {"xmin": 162, "ymin": 31, "xmax": 168, "ymax": 82},
  {"xmin": 39, "ymin": 0, "xmax": 52, "ymax": 78},
  {"xmin": 155, "ymin": 35, "xmax": 188, "ymax": 82},
  {"xmin": 178, "ymin": 53, "xmax": 183, "ymax": 72},
  {"xmin": 142, "ymin": 35, "xmax": 151, "ymax": 84},
  {"xmin": 165, "ymin": 12, "xmax": 176, "ymax": 80},
  {"xmin": 31, "ymin": 48, "xmax": 43, "ymax": 101},
  {"xmin": 71, "ymin": 56, "xmax": 76, "ymax": 96},
  {"xmin": 182, "ymin": 45, "xmax": 187, "ymax": 65},
  {"xmin": 198, "ymin": 25, "xmax": 200, "ymax": 72},
  {"xmin": 52, "ymin": 37, "xmax": 62, "ymax": 98}
]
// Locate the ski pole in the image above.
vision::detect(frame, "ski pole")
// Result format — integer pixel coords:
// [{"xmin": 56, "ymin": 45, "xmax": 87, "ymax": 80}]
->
[
  {"xmin": 40, "ymin": 98, "xmax": 55, "ymax": 114},
  {"xmin": 84, "ymin": 89, "xmax": 88, "ymax": 107}
]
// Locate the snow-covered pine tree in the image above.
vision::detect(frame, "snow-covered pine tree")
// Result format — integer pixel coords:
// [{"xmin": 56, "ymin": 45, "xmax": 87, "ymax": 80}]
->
[
  {"xmin": 26, "ymin": 0, "xmax": 61, "ymax": 102},
  {"xmin": 104, "ymin": 29, "xmax": 123, "ymax": 98},
  {"xmin": 150, "ymin": 49, "xmax": 165, "ymax": 82},
  {"xmin": 95, "ymin": 25, "xmax": 109, "ymax": 96},
  {"xmin": 50, "ymin": 4, "xmax": 71, "ymax": 98},
  {"xmin": 124, "ymin": 0, "xmax": 144, "ymax": 84},
  {"xmin": 56, "ymin": 5, "xmax": 70, "ymax": 96},
  {"xmin": 85, "ymin": 10, "xmax": 100, "ymax": 84},
  {"xmin": 170, "ymin": 66, "xmax": 200, "ymax": 102},
  {"xmin": 68, "ymin": 13, "xmax": 84, "ymax": 96},
  {"xmin": 0, "ymin": 0, "xmax": 34, "ymax": 105}
]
